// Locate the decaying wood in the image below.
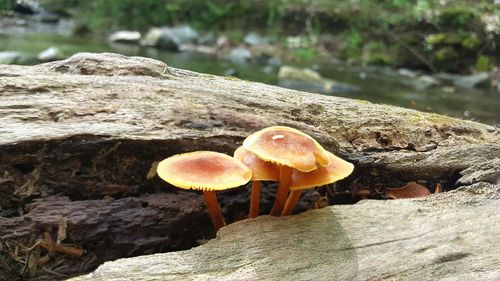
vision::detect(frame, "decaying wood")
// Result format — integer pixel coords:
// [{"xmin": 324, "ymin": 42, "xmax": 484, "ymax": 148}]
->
[
  {"xmin": 1, "ymin": 53, "xmax": 499, "ymax": 280},
  {"xmin": 0, "ymin": 193, "xmax": 210, "ymax": 280}
]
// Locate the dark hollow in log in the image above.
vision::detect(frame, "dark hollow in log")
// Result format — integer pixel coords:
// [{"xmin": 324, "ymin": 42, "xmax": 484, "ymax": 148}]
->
[{"xmin": 0, "ymin": 137, "xmax": 319, "ymax": 280}]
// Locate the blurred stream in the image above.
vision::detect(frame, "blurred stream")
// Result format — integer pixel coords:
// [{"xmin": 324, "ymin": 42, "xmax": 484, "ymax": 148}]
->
[{"xmin": 1, "ymin": 31, "xmax": 499, "ymax": 125}]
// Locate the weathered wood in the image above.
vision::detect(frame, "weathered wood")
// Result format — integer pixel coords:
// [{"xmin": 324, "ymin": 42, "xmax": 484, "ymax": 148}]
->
[
  {"xmin": 1, "ymin": 53, "xmax": 499, "ymax": 280},
  {"xmin": 72, "ymin": 186, "xmax": 500, "ymax": 281}
]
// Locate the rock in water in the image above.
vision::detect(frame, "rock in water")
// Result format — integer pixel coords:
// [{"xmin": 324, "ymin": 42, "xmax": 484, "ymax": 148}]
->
[
  {"xmin": 142, "ymin": 25, "xmax": 198, "ymax": 51},
  {"xmin": 226, "ymin": 47, "xmax": 253, "ymax": 63},
  {"xmin": 37, "ymin": 47, "xmax": 64, "ymax": 62},
  {"xmin": 453, "ymin": 72, "xmax": 491, "ymax": 89},
  {"xmin": 278, "ymin": 65, "xmax": 360, "ymax": 94},
  {"xmin": 278, "ymin": 65, "xmax": 324, "ymax": 83},
  {"xmin": 243, "ymin": 32, "xmax": 267, "ymax": 46},
  {"xmin": 0, "ymin": 51, "xmax": 23, "ymax": 64},
  {"xmin": 141, "ymin": 27, "xmax": 163, "ymax": 47},
  {"xmin": 109, "ymin": 31, "xmax": 141, "ymax": 43},
  {"xmin": 411, "ymin": 75, "xmax": 440, "ymax": 91}
]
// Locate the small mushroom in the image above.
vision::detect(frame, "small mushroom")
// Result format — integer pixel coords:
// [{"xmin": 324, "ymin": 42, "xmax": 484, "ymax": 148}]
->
[
  {"xmin": 234, "ymin": 146, "xmax": 279, "ymax": 218},
  {"xmin": 156, "ymin": 151, "xmax": 251, "ymax": 231},
  {"xmin": 243, "ymin": 126, "xmax": 330, "ymax": 216},
  {"xmin": 281, "ymin": 151, "xmax": 354, "ymax": 216}
]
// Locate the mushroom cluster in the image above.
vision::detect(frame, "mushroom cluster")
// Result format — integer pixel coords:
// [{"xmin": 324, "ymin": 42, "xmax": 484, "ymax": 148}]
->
[
  {"xmin": 239, "ymin": 126, "xmax": 354, "ymax": 217},
  {"xmin": 156, "ymin": 126, "xmax": 353, "ymax": 232}
]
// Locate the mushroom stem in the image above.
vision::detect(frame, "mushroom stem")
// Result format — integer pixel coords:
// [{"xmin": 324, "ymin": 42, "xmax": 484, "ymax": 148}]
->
[
  {"xmin": 281, "ymin": 190, "xmax": 303, "ymax": 216},
  {"xmin": 203, "ymin": 190, "xmax": 225, "ymax": 231},
  {"xmin": 269, "ymin": 165, "xmax": 293, "ymax": 216},
  {"xmin": 249, "ymin": 181, "xmax": 261, "ymax": 218}
]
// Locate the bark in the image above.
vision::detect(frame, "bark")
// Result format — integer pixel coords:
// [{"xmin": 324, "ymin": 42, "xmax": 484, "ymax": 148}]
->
[{"xmin": 0, "ymin": 53, "xmax": 499, "ymax": 280}]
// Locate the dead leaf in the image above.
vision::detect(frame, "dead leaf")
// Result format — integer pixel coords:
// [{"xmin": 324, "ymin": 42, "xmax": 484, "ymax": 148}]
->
[{"xmin": 385, "ymin": 182, "xmax": 431, "ymax": 199}]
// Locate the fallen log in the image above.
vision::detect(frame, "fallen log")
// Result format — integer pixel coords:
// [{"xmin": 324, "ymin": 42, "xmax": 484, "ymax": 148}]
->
[
  {"xmin": 0, "ymin": 53, "xmax": 499, "ymax": 280},
  {"xmin": 73, "ymin": 186, "xmax": 500, "ymax": 281}
]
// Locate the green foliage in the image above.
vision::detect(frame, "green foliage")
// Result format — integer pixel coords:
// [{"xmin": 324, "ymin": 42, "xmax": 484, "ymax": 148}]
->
[
  {"xmin": 338, "ymin": 27, "xmax": 364, "ymax": 62},
  {"xmin": 425, "ymin": 33, "xmax": 446, "ymax": 46},
  {"xmin": 475, "ymin": 55, "xmax": 492, "ymax": 71},
  {"xmin": 434, "ymin": 47, "xmax": 458, "ymax": 61},
  {"xmin": 41, "ymin": 0, "xmax": 169, "ymax": 30},
  {"xmin": 39, "ymin": 0, "xmax": 493, "ymax": 36},
  {"xmin": 40, "ymin": 0, "xmax": 281, "ymax": 33},
  {"xmin": 347, "ymin": 28, "xmax": 363, "ymax": 50},
  {"xmin": 289, "ymin": 48, "xmax": 316, "ymax": 62},
  {"xmin": 461, "ymin": 33, "xmax": 481, "ymax": 50},
  {"xmin": 0, "ymin": 0, "xmax": 15, "ymax": 10},
  {"xmin": 364, "ymin": 41, "xmax": 393, "ymax": 65},
  {"xmin": 432, "ymin": 47, "xmax": 459, "ymax": 72},
  {"xmin": 368, "ymin": 53, "xmax": 392, "ymax": 65},
  {"xmin": 225, "ymin": 29, "xmax": 245, "ymax": 43},
  {"xmin": 37, "ymin": 0, "xmax": 496, "ymax": 73},
  {"xmin": 266, "ymin": 1, "xmax": 285, "ymax": 33},
  {"xmin": 435, "ymin": 6, "xmax": 482, "ymax": 31}
]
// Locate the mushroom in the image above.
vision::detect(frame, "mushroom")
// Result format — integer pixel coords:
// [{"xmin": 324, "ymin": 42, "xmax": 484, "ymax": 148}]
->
[
  {"xmin": 281, "ymin": 151, "xmax": 354, "ymax": 216},
  {"xmin": 234, "ymin": 146, "xmax": 279, "ymax": 218},
  {"xmin": 243, "ymin": 126, "xmax": 330, "ymax": 216},
  {"xmin": 156, "ymin": 151, "xmax": 252, "ymax": 231}
]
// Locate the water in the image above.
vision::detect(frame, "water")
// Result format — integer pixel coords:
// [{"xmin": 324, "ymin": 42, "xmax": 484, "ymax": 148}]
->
[
  {"xmin": 1, "ymin": 32, "xmax": 499, "ymax": 125},
  {"xmin": 318, "ymin": 66, "xmax": 500, "ymax": 125}
]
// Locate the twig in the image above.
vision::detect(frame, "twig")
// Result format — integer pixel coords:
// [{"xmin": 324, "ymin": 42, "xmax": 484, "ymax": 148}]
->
[
  {"xmin": 15, "ymin": 165, "xmax": 42, "ymax": 196},
  {"xmin": 38, "ymin": 232, "xmax": 84, "ymax": 257},
  {"xmin": 42, "ymin": 267, "xmax": 67, "ymax": 278},
  {"xmin": 39, "ymin": 242, "xmax": 84, "ymax": 257},
  {"xmin": 0, "ymin": 175, "xmax": 13, "ymax": 184},
  {"xmin": 56, "ymin": 217, "xmax": 67, "ymax": 245},
  {"xmin": 14, "ymin": 146, "xmax": 47, "ymax": 196},
  {"xmin": 0, "ymin": 149, "xmax": 15, "ymax": 161}
]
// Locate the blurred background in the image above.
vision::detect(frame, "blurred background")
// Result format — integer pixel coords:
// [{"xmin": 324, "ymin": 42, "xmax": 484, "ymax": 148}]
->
[{"xmin": 1, "ymin": 0, "xmax": 499, "ymax": 124}]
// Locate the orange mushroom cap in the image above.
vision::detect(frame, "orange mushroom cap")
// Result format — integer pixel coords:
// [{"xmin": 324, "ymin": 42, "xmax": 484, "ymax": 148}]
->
[
  {"xmin": 234, "ymin": 146, "xmax": 280, "ymax": 181},
  {"xmin": 289, "ymin": 151, "xmax": 354, "ymax": 190},
  {"xmin": 157, "ymin": 151, "xmax": 252, "ymax": 191},
  {"xmin": 242, "ymin": 126, "xmax": 330, "ymax": 172}
]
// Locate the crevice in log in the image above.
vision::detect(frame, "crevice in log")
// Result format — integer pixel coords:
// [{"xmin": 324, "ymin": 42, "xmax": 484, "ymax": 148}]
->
[
  {"xmin": 0, "ymin": 135, "xmax": 240, "ymax": 280},
  {"xmin": 1, "ymin": 135, "xmax": 466, "ymax": 280},
  {"xmin": 320, "ymin": 150, "xmax": 463, "ymax": 204},
  {"xmin": 0, "ymin": 135, "xmax": 320, "ymax": 280},
  {"xmin": 0, "ymin": 135, "xmax": 245, "ymax": 205}
]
